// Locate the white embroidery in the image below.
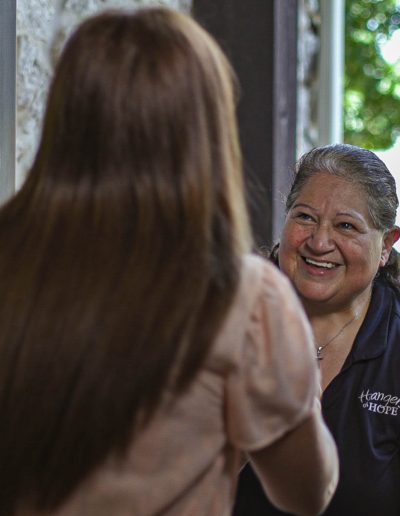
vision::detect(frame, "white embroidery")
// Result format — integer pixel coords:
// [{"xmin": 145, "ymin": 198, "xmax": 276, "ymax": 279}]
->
[{"xmin": 358, "ymin": 389, "xmax": 400, "ymax": 416}]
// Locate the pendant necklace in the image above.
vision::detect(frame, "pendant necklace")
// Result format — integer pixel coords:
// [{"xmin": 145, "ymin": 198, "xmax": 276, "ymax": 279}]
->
[{"xmin": 316, "ymin": 313, "xmax": 358, "ymax": 361}]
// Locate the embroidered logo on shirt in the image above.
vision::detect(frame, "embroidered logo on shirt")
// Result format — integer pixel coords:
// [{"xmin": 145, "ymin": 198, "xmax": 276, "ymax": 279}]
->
[{"xmin": 358, "ymin": 389, "xmax": 400, "ymax": 416}]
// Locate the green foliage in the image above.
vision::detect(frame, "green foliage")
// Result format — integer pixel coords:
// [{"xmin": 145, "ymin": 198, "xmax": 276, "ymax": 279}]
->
[{"xmin": 345, "ymin": 0, "xmax": 400, "ymax": 149}]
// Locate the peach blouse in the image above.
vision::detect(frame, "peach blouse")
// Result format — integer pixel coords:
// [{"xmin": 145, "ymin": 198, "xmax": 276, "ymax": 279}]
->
[{"xmin": 47, "ymin": 255, "xmax": 319, "ymax": 516}]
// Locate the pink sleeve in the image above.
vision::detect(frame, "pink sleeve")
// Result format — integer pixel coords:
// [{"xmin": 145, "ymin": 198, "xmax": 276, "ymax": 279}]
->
[{"xmin": 225, "ymin": 259, "xmax": 320, "ymax": 451}]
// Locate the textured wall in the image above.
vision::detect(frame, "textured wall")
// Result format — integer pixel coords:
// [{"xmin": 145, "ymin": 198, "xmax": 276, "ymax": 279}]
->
[
  {"xmin": 297, "ymin": 0, "xmax": 320, "ymax": 156},
  {"xmin": 16, "ymin": 0, "xmax": 192, "ymax": 187}
]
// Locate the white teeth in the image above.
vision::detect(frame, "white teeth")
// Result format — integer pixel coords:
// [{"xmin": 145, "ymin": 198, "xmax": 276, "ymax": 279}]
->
[{"xmin": 304, "ymin": 257, "xmax": 337, "ymax": 269}]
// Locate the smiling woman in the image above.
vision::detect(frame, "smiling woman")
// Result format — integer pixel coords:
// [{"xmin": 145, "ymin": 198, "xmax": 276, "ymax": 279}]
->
[
  {"xmin": 279, "ymin": 172, "xmax": 391, "ymax": 315},
  {"xmin": 234, "ymin": 143, "xmax": 400, "ymax": 516}
]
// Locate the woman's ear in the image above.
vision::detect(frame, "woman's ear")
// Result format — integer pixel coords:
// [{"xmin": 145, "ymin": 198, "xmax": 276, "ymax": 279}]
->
[{"xmin": 380, "ymin": 226, "xmax": 400, "ymax": 266}]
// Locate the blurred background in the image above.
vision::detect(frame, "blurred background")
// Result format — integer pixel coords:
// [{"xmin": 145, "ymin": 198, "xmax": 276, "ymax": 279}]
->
[{"xmin": 0, "ymin": 0, "xmax": 399, "ymax": 246}]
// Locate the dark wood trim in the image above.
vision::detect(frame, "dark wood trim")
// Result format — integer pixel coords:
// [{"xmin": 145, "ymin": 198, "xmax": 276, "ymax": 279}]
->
[
  {"xmin": 193, "ymin": 0, "xmax": 298, "ymax": 247},
  {"xmin": 273, "ymin": 1, "xmax": 298, "ymax": 242}
]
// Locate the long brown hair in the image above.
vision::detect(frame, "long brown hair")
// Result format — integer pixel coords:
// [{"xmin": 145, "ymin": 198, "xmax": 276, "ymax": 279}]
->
[{"xmin": 0, "ymin": 8, "xmax": 251, "ymax": 513}]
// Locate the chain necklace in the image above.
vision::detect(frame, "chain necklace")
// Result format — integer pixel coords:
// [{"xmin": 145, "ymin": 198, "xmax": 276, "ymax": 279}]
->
[{"xmin": 316, "ymin": 313, "xmax": 358, "ymax": 361}]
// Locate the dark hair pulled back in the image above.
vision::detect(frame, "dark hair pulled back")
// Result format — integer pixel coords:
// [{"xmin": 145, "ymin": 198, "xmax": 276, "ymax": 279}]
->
[{"xmin": 277, "ymin": 144, "xmax": 400, "ymax": 287}]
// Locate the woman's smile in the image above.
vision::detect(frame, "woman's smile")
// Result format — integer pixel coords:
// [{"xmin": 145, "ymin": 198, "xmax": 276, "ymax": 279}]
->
[
  {"xmin": 278, "ymin": 172, "xmax": 389, "ymax": 310},
  {"xmin": 300, "ymin": 255, "xmax": 342, "ymax": 276}
]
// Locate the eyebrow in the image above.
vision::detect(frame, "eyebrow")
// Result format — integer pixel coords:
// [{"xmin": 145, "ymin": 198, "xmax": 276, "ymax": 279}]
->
[
  {"xmin": 293, "ymin": 203, "xmax": 367, "ymax": 223},
  {"xmin": 336, "ymin": 211, "xmax": 365, "ymax": 222}
]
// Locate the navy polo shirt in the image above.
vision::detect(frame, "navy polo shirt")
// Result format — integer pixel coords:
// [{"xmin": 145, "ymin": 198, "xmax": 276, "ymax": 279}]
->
[{"xmin": 233, "ymin": 276, "xmax": 400, "ymax": 516}]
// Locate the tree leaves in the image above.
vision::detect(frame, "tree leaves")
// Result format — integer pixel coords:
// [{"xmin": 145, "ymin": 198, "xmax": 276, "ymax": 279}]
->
[{"xmin": 345, "ymin": 0, "xmax": 400, "ymax": 149}]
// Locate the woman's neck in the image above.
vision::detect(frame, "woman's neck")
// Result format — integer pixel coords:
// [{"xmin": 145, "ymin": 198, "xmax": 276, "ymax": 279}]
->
[
  {"xmin": 303, "ymin": 286, "xmax": 373, "ymax": 391},
  {"xmin": 302, "ymin": 286, "xmax": 373, "ymax": 327}
]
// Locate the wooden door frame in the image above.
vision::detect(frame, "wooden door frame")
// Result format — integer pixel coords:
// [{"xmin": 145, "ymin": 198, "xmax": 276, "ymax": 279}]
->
[{"xmin": 192, "ymin": 0, "xmax": 298, "ymax": 247}]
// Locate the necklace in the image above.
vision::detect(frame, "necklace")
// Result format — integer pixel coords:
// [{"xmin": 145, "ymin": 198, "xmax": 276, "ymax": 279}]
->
[{"xmin": 316, "ymin": 313, "xmax": 358, "ymax": 361}]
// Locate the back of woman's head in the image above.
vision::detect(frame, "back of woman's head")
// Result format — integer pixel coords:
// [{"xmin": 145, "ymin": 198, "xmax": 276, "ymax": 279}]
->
[
  {"xmin": 31, "ymin": 7, "xmax": 249, "ymax": 252},
  {"xmin": 284, "ymin": 143, "xmax": 400, "ymax": 285},
  {"xmin": 0, "ymin": 8, "xmax": 251, "ymax": 514}
]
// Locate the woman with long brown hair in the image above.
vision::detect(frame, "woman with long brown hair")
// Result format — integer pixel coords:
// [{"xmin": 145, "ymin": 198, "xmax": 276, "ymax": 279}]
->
[{"xmin": 0, "ymin": 8, "xmax": 337, "ymax": 516}]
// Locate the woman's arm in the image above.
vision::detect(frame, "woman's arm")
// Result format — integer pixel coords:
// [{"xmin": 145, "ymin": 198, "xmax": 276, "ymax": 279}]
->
[{"xmin": 249, "ymin": 402, "xmax": 338, "ymax": 516}]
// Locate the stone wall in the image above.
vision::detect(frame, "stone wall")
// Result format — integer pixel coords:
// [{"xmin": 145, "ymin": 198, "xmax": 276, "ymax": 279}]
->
[
  {"xmin": 297, "ymin": 0, "xmax": 320, "ymax": 156},
  {"xmin": 16, "ymin": 0, "xmax": 192, "ymax": 187}
]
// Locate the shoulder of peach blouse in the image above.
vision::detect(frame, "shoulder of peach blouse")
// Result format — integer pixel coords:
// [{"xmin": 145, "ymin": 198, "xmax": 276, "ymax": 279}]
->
[
  {"xmin": 245, "ymin": 253, "xmax": 316, "ymax": 353},
  {"xmin": 207, "ymin": 254, "xmax": 296, "ymax": 371},
  {"xmin": 240, "ymin": 254, "xmax": 296, "ymax": 313},
  {"xmin": 240, "ymin": 255, "xmax": 319, "ymax": 397}
]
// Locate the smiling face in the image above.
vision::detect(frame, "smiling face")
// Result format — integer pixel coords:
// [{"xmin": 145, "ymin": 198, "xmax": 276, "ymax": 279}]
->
[{"xmin": 279, "ymin": 172, "xmax": 395, "ymax": 313}]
